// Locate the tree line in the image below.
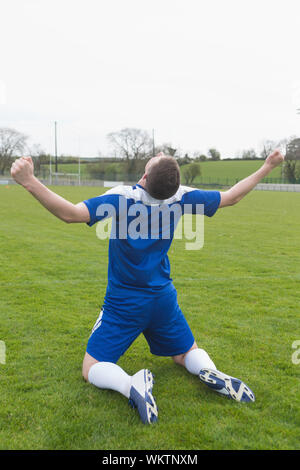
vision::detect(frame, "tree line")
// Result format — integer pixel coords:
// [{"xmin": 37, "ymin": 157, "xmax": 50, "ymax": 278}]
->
[{"xmin": 0, "ymin": 126, "xmax": 300, "ymax": 184}]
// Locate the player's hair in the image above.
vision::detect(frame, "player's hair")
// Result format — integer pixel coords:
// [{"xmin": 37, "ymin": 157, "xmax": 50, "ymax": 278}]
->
[{"xmin": 145, "ymin": 156, "xmax": 180, "ymax": 200}]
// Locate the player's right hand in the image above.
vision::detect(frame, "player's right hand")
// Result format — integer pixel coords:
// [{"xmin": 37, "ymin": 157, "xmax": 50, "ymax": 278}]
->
[
  {"xmin": 265, "ymin": 149, "xmax": 285, "ymax": 168},
  {"xmin": 11, "ymin": 156, "xmax": 34, "ymax": 186}
]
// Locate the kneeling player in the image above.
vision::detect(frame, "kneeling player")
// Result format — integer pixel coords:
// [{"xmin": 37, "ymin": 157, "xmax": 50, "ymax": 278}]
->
[{"xmin": 11, "ymin": 149, "xmax": 284, "ymax": 424}]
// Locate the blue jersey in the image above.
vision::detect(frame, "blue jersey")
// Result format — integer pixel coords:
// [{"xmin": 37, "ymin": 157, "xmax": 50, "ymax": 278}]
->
[
  {"xmin": 83, "ymin": 184, "xmax": 220, "ymax": 295},
  {"xmin": 84, "ymin": 184, "xmax": 220, "ymax": 362}
]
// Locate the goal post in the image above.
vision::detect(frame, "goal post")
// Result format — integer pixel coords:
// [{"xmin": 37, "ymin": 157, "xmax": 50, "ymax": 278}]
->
[
  {"xmin": 48, "ymin": 155, "xmax": 81, "ymax": 186},
  {"xmin": 50, "ymin": 172, "xmax": 81, "ymax": 186}
]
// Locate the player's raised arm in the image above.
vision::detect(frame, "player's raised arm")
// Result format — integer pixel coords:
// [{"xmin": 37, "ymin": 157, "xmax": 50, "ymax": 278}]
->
[
  {"xmin": 219, "ymin": 149, "xmax": 285, "ymax": 208},
  {"xmin": 10, "ymin": 156, "xmax": 90, "ymax": 224}
]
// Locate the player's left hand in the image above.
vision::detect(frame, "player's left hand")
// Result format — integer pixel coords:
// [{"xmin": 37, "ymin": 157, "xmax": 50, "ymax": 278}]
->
[
  {"xmin": 265, "ymin": 149, "xmax": 285, "ymax": 168},
  {"xmin": 11, "ymin": 156, "xmax": 34, "ymax": 186}
]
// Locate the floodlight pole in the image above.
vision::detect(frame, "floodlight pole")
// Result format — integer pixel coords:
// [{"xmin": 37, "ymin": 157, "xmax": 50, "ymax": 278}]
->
[
  {"xmin": 78, "ymin": 134, "xmax": 81, "ymax": 186},
  {"xmin": 79, "ymin": 156, "xmax": 81, "ymax": 186},
  {"xmin": 54, "ymin": 121, "xmax": 58, "ymax": 173},
  {"xmin": 152, "ymin": 128, "xmax": 155, "ymax": 157},
  {"xmin": 49, "ymin": 152, "xmax": 52, "ymax": 185}
]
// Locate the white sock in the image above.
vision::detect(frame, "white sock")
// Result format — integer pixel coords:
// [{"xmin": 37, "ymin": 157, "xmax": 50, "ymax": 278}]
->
[
  {"xmin": 184, "ymin": 348, "xmax": 217, "ymax": 375},
  {"xmin": 88, "ymin": 362, "xmax": 132, "ymax": 399}
]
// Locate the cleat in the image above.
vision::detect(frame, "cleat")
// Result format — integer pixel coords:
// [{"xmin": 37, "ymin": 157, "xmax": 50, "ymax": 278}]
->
[
  {"xmin": 199, "ymin": 368, "xmax": 255, "ymax": 403},
  {"xmin": 128, "ymin": 369, "xmax": 158, "ymax": 424}
]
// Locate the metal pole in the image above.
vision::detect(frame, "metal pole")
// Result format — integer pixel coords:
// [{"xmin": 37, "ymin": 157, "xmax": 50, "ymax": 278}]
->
[
  {"xmin": 49, "ymin": 151, "xmax": 52, "ymax": 185},
  {"xmin": 78, "ymin": 135, "xmax": 81, "ymax": 186},
  {"xmin": 79, "ymin": 156, "xmax": 81, "ymax": 186},
  {"xmin": 55, "ymin": 121, "xmax": 58, "ymax": 174},
  {"xmin": 152, "ymin": 129, "xmax": 155, "ymax": 157}
]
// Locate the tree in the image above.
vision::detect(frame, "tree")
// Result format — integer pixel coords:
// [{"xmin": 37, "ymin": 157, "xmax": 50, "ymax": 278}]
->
[
  {"xmin": 283, "ymin": 137, "xmax": 300, "ymax": 182},
  {"xmin": 260, "ymin": 139, "xmax": 277, "ymax": 159},
  {"xmin": 182, "ymin": 162, "xmax": 201, "ymax": 185},
  {"xmin": 192, "ymin": 151, "xmax": 207, "ymax": 162},
  {"xmin": 107, "ymin": 128, "xmax": 152, "ymax": 160},
  {"xmin": 87, "ymin": 161, "xmax": 107, "ymax": 180},
  {"xmin": 155, "ymin": 143, "xmax": 179, "ymax": 158},
  {"xmin": 0, "ymin": 127, "xmax": 28, "ymax": 175},
  {"xmin": 208, "ymin": 148, "xmax": 221, "ymax": 161},
  {"xmin": 177, "ymin": 153, "xmax": 192, "ymax": 166},
  {"xmin": 260, "ymin": 138, "xmax": 288, "ymax": 160},
  {"xmin": 27, "ymin": 143, "xmax": 49, "ymax": 176},
  {"xmin": 241, "ymin": 148, "xmax": 257, "ymax": 160},
  {"xmin": 104, "ymin": 163, "xmax": 119, "ymax": 181}
]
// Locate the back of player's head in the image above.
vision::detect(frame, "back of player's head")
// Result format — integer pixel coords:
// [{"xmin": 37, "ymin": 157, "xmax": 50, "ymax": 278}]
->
[{"xmin": 145, "ymin": 155, "xmax": 180, "ymax": 200}]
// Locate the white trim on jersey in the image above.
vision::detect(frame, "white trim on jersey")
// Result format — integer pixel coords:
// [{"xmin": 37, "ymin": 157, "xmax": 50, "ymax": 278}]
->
[{"xmin": 102, "ymin": 184, "xmax": 197, "ymax": 207}]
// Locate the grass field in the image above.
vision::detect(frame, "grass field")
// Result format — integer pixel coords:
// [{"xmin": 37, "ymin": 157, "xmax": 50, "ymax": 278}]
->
[
  {"xmin": 190, "ymin": 159, "xmax": 282, "ymax": 183},
  {"xmin": 0, "ymin": 184, "xmax": 300, "ymax": 450}
]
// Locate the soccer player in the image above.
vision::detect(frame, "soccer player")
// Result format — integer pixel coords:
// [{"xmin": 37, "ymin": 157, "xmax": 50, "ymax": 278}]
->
[{"xmin": 11, "ymin": 149, "xmax": 284, "ymax": 424}]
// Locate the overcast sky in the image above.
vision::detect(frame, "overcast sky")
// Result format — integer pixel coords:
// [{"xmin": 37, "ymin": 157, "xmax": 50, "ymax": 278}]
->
[{"xmin": 1, "ymin": 0, "xmax": 300, "ymax": 158}]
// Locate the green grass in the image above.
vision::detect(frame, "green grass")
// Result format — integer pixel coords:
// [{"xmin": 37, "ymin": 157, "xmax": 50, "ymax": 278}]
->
[
  {"xmin": 50, "ymin": 163, "xmax": 90, "ymax": 176},
  {"xmin": 192, "ymin": 159, "xmax": 282, "ymax": 180},
  {"xmin": 0, "ymin": 185, "xmax": 300, "ymax": 450}
]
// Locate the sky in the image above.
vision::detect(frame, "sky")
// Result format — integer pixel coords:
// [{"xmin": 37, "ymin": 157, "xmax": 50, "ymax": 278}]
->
[{"xmin": 1, "ymin": 0, "xmax": 300, "ymax": 159}]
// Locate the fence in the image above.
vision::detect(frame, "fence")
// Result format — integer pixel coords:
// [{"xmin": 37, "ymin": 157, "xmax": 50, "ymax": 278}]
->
[
  {"xmin": 2, "ymin": 177, "xmax": 300, "ymax": 192},
  {"xmin": 192, "ymin": 176, "xmax": 299, "ymax": 188},
  {"xmin": 255, "ymin": 183, "xmax": 300, "ymax": 192},
  {"xmin": 0, "ymin": 177, "xmax": 132, "ymax": 187}
]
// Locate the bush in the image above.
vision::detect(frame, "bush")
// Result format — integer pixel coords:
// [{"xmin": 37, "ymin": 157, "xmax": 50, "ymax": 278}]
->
[{"xmin": 181, "ymin": 162, "xmax": 201, "ymax": 185}]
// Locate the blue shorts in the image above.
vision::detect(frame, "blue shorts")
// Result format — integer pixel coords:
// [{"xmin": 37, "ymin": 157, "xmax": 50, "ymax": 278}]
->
[{"xmin": 86, "ymin": 285, "xmax": 195, "ymax": 363}]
